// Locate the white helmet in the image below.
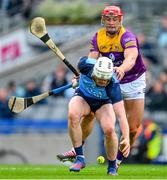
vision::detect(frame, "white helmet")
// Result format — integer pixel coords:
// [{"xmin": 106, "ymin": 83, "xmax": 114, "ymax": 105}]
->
[{"xmin": 92, "ymin": 57, "xmax": 113, "ymax": 80}]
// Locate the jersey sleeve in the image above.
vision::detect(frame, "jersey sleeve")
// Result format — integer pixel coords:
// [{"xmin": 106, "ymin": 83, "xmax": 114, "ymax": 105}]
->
[
  {"xmin": 106, "ymin": 82, "xmax": 123, "ymax": 104},
  {"xmin": 121, "ymin": 31, "xmax": 137, "ymax": 49},
  {"xmin": 77, "ymin": 56, "xmax": 96, "ymax": 75},
  {"xmin": 112, "ymin": 73, "xmax": 120, "ymax": 83},
  {"xmin": 90, "ymin": 32, "xmax": 99, "ymax": 52}
]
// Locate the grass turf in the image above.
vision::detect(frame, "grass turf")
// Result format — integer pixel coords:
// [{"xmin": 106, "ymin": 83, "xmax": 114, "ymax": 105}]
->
[{"xmin": 0, "ymin": 164, "xmax": 166, "ymax": 179}]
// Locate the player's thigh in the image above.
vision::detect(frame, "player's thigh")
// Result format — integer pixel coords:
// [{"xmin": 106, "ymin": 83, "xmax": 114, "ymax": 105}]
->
[
  {"xmin": 124, "ymin": 99, "xmax": 144, "ymax": 130},
  {"xmin": 81, "ymin": 111, "xmax": 95, "ymax": 128},
  {"xmin": 68, "ymin": 96, "xmax": 91, "ymax": 117},
  {"xmin": 81, "ymin": 111, "xmax": 94, "ymax": 123},
  {"xmin": 95, "ymin": 104, "xmax": 116, "ymax": 131}
]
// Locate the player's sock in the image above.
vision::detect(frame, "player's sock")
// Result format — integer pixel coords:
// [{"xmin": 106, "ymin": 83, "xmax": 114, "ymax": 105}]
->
[
  {"xmin": 57, "ymin": 144, "xmax": 85, "ymax": 163},
  {"xmin": 117, "ymin": 150, "xmax": 124, "ymax": 163},
  {"xmin": 107, "ymin": 159, "xmax": 117, "ymax": 175},
  {"xmin": 108, "ymin": 159, "xmax": 116, "ymax": 168},
  {"xmin": 70, "ymin": 145, "xmax": 85, "ymax": 172},
  {"xmin": 116, "ymin": 150, "xmax": 124, "ymax": 167},
  {"xmin": 74, "ymin": 145, "xmax": 83, "ymax": 156}
]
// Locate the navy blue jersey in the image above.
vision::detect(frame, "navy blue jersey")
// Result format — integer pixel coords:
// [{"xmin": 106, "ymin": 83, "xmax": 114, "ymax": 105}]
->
[{"xmin": 77, "ymin": 57, "xmax": 122, "ymax": 104}]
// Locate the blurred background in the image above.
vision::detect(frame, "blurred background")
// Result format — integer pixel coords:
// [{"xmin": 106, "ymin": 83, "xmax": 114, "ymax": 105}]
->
[{"xmin": 0, "ymin": 0, "xmax": 167, "ymax": 165}]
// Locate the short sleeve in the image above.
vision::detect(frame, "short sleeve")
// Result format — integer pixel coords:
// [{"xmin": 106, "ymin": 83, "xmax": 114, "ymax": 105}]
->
[
  {"xmin": 90, "ymin": 32, "xmax": 99, "ymax": 52},
  {"xmin": 106, "ymin": 83, "xmax": 122, "ymax": 104},
  {"xmin": 112, "ymin": 73, "xmax": 120, "ymax": 83},
  {"xmin": 78, "ymin": 56, "xmax": 96, "ymax": 75},
  {"xmin": 121, "ymin": 32, "xmax": 137, "ymax": 49}
]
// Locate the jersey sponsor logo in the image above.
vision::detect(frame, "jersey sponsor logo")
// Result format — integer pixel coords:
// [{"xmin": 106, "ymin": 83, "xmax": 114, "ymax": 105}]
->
[
  {"xmin": 82, "ymin": 77, "xmax": 106, "ymax": 99},
  {"xmin": 109, "ymin": 53, "xmax": 123, "ymax": 66},
  {"xmin": 85, "ymin": 86, "xmax": 103, "ymax": 98},
  {"xmin": 114, "ymin": 60, "xmax": 123, "ymax": 66},
  {"xmin": 109, "ymin": 53, "xmax": 115, "ymax": 61}
]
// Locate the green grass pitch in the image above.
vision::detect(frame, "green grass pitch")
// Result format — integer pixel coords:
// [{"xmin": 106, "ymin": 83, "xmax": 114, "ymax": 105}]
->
[{"xmin": 0, "ymin": 164, "xmax": 166, "ymax": 179}]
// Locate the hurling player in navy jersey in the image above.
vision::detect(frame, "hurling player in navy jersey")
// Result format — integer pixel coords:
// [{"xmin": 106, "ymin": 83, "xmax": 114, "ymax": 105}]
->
[{"xmin": 68, "ymin": 56, "xmax": 129, "ymax": 175}]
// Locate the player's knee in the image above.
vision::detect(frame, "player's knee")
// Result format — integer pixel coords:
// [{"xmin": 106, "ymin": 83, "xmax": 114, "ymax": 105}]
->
[
  {"xmin": 103, "ymin": 126, "xmax": 115, "ymax": 138},
  {"xmin": 68, "ymin": 112, "xmax": 80, "ymax": 128},
  {"xmin": 130, "ymin": 124, "xmax": 142, "ymax": 139}
]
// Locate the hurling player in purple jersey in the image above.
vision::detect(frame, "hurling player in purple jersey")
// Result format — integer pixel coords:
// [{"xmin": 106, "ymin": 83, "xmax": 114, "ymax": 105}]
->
[{"xmin": 57, "ymin": 5, "xmax": 146, "ymax": 170}]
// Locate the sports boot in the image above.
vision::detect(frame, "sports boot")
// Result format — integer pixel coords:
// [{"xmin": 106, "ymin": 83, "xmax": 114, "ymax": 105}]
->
[
  {"xmin": 69, "ymin": 156, "xmax": 86, "ymax": 172},
  {"xmin": 57, "ymin": 148, "xmax": 76, "ymax": 162}
]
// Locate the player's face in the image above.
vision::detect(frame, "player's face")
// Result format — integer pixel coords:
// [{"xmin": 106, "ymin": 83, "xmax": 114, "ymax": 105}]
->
[
  {"xmin": 102, "ymin": 15, "xmax": 122, "ymax": 35},
  {"xmin": 94, "ymin": 77, "xmax": 110, "ymax": 87}
]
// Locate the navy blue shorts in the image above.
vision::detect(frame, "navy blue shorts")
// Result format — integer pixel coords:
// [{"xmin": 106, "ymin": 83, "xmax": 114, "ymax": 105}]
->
[{"xmin": 74, "ymin": 89, "xmax": 112, "ymax": 113}]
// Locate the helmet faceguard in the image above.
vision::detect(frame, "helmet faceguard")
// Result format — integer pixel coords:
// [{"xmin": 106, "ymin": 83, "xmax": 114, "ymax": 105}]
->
[
  {"xmin": 92, "ymin": 57, "xmax": 113, "ymax": 87},
  {"xmin": 101, "ymin": 6, "xmax": 123, "ymax": 35}
]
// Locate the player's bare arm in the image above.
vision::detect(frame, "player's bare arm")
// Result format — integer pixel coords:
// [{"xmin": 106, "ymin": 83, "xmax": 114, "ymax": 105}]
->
[
  {"xmin": 88, "ymin": 51, "xmax": 99, "ymax": 59},
  {"xmin": 114, "ymin": 48, "xmax": 138, "ymax": 80},
  {"xmin": 113, "ymin": 101, "xmax": 130, "ymax": 157},
  {"xmin": 121, "ymin": 47, "xmax": 138, "ymax": 72}
]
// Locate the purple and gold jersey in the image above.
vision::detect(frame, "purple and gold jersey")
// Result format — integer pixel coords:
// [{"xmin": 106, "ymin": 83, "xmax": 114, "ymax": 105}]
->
[{"xmin": 90, "ymin": 26, "xmax": 146, "ymax": 84}]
